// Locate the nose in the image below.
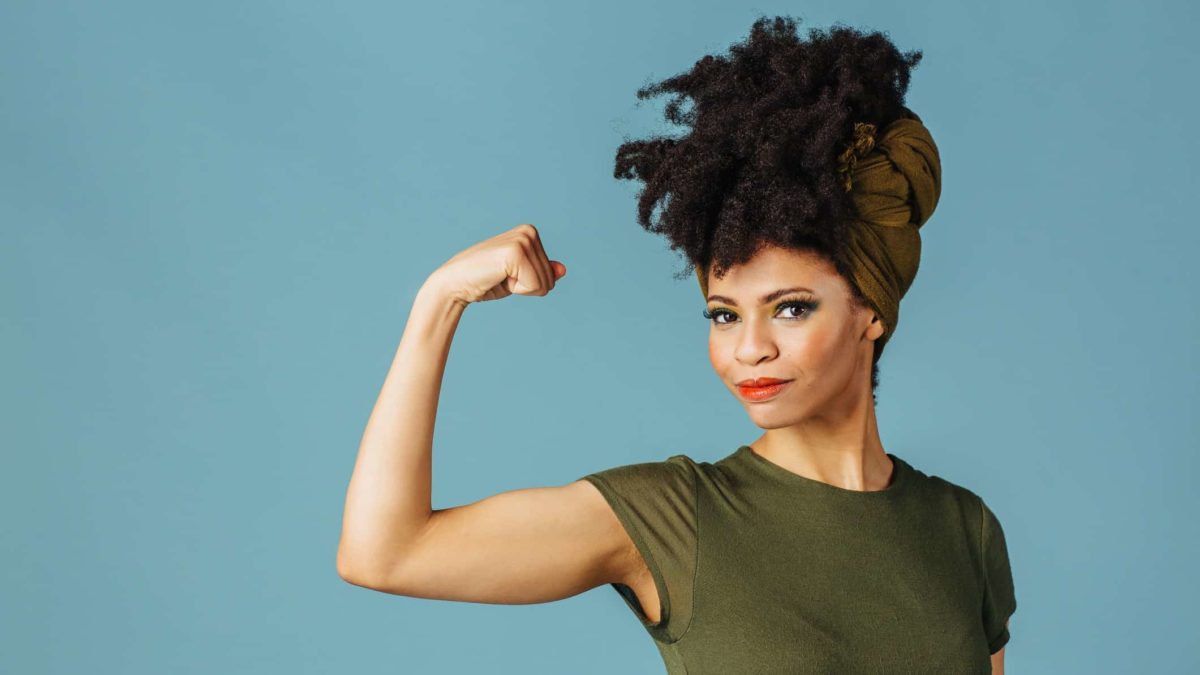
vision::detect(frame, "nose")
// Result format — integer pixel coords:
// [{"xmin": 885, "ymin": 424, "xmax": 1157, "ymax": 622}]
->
[{"xmin": 733, "ymin": 320, "xmax": 779, "ymax": 366}]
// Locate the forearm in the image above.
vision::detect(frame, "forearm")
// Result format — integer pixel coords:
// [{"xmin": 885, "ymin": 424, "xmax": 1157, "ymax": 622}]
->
[{"xmin": 337, "ymin": 277, "xmax": 466, "ymax": 582}]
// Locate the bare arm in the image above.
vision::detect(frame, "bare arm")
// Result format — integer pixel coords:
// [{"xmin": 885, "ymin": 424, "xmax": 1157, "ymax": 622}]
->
[
  {"xmin": 369, "ymin": 478, "xmax": 640, "ymax": 603},
  {"xmin": 335, "ymin": 277, "xmax": 465, "ymax": 585},
  {"xmin": 335, "ymin": 224, "xmax": 638, "ymax": 602},
  {"xmin": 990, "ymin": 618, "xmax": 1009, "ymax": 674}
]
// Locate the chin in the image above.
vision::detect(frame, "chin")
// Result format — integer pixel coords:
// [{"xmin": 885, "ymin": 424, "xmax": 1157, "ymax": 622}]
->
[{"xmin": 745, "ymin": 404, "xmax": 807, "ymax": 429}]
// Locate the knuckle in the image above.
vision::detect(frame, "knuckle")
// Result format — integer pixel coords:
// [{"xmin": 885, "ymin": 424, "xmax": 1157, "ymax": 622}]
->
[{"xmin": 510, "ymin": 240, "xmax": 532, "ymax": 259}]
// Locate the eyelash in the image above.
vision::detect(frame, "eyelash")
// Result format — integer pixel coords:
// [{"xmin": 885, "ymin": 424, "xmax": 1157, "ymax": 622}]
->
[{"xmin": 702, "ymin": 296, "xmax": 819, "ymax": 325}]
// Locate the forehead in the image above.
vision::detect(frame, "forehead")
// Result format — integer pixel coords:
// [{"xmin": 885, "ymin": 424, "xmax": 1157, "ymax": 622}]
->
[{"xmin": 708, "ymin": 245, "xmax": 840, "ymax": 292}]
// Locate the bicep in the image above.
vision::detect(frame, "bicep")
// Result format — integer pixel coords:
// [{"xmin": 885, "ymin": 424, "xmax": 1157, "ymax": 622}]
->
[{"xmin": 356, "ymin": 479, "xmax": 636, "ymax": 603}]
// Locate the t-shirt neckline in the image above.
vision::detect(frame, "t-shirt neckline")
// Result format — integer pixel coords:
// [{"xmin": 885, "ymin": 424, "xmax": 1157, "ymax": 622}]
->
[{"xmin": 735, "ymin": 445, "xmax": 910, "ymax": 497}]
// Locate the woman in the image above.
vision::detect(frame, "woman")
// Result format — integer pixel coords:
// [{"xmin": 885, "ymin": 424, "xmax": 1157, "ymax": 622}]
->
[{"xmin": 337, "ymin": 16, "xmax": 1016, "ymax": 674}]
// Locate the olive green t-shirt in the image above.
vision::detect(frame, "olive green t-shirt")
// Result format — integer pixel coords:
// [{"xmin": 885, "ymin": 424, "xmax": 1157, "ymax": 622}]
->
[{"xmin": 579, "ymin": 445, "xmax": 1017, "ymax": 674}]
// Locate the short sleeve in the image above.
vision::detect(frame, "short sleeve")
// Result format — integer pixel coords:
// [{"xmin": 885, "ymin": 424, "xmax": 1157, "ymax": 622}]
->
[
  {"xmin": 578, "ymin": 454, "xmax": 699, "ymax": 644},
  {"xmin": 980, "ymin": 497, "xmax": 1017, "ymax": 654}
]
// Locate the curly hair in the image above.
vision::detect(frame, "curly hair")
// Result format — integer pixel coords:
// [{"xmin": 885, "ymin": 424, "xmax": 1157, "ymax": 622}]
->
[{"xmin": 613, "ymin": 15, "xmax": 925, "ymax": 402}]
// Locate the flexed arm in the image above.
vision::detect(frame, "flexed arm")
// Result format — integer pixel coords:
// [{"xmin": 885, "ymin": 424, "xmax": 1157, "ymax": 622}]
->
[
  {"xmin": 335, "ymin": 269, "xmax": 467, "ymax": 586},
  {"xmin": 336, "ymin": 224, "xmax": 640, "ymax": 602}
]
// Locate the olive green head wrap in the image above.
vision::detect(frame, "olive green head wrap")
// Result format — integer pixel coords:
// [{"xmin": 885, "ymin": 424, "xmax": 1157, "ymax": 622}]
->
[{"xmin": 696, "ymin": 107, "xmax": 942, "ymax": 361}]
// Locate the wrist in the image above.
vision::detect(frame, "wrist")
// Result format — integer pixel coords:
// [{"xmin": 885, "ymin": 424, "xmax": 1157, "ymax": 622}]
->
[{"xmin": 416, "ymin": 275, "xmax": 469, "ymax": 313}]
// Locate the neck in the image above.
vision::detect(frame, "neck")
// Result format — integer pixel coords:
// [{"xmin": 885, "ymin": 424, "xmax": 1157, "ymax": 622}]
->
[{"xmin": 750, "ymin": 376, "xmax": 893, "ymax": 492}]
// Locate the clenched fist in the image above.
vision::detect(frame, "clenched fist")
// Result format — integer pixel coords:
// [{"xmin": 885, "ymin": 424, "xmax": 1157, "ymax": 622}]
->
[{"xmin": 428, "ymin": 223, "xmax": 567, "ymax": 306}]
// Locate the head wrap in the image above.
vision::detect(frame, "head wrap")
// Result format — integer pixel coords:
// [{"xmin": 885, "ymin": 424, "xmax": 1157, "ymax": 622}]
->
[{"xmin": 696, "ymin": 106, "xmax": 942, "ymax": 361}]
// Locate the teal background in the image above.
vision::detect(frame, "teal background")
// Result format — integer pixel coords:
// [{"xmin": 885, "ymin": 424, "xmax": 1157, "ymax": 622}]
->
[{"xmin": 3, "ymin": 1, "xmax": 1196, "ymax": 673}]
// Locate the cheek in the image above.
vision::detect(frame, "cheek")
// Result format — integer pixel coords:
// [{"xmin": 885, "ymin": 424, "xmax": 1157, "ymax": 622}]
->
[
  {"xmin": 706, "ymin": 321, "xmax": 844, "ymax": 378},
  {"xmin": 708, "ymin": 338, "xmax": 724, "ymax": 371},
  {"xmin": 781, "ymin": 324, "xmax": 840, "ymax": 372},
  {"xmin": 708, "ymin": 335, "xmax": 739, "ymax": 379},
  {"xmin": 796, "ymin": 330, "xmax": 832, "ymax": 359}
]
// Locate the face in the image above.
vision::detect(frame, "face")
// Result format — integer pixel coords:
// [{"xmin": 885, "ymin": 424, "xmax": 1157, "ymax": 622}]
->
[{"xmin": 704, "ymin": 244, "xmax": 884, "ymax": 427}]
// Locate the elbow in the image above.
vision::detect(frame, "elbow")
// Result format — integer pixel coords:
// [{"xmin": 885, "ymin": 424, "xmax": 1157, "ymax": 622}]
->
[
  {"xmin": 336, "ymin": 547, "xmax": 405, "ymax": 592},
  {"xmin": 336, "ymin": 548, "xmax": 357, "ymax": 584},
  {"xmin": 336, "ymin": 547, "xmax": 375, "ymax": 588},
  {"xmin": 335, "ymin": 528, "xmax": 378, "ymax": 586},
  {"xmin": 337, "ymin": 521, "xmax": 428, "ymax": 592}
]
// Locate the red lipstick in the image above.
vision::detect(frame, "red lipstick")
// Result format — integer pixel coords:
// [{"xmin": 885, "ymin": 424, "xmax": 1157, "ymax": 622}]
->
[{"xmin": 736, "ymin": 377, "xmax": 792, "ymax": 401}]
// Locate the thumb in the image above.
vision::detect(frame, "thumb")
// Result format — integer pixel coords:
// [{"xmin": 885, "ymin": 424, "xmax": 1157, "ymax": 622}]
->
[{"xmin": 550, "ymin": 261, "xmax": 567, "ymax": 279}]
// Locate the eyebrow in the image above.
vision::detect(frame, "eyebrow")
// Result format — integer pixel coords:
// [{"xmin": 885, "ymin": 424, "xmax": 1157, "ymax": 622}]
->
[{"xmin": 706, "ymin": 287, "xmax": 817, "ymax": 306}]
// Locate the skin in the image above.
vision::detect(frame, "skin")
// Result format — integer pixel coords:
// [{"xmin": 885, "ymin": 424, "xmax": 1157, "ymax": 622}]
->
[
  {"xmin": 703, "ymin": 243, "xmax": 894, "ymax": 492},
  {"xmin": 701, "ymin": 242, "xmax": 1006, "ymax": 671},
  {"xmin": 337, "ymin": 225, "xmax": 1007, "ymax": 671}
]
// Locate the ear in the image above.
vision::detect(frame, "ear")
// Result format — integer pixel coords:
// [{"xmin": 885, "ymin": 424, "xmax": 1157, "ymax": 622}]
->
[{"xmin": 863, "ymin": 311, "xmax": 886, "ymax": 342}]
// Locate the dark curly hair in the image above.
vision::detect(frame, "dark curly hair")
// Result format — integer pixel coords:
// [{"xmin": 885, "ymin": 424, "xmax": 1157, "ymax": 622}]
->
[{"xmin": 613, "ymin": 15, "xmax": 925, "ymax": 403}]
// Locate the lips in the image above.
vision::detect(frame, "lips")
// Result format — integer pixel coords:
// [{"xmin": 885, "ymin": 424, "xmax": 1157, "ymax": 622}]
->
[
  {"xmin": 736, "ymin": 378, "xmax": 792, "ymax": 402},
  {"xmin": 737, "ymin": 377, "xmax": 791, "ymax": 387}
]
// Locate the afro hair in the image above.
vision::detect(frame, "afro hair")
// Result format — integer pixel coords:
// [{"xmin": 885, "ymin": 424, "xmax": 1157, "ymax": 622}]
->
[{"xmin": 613, "ymin": 15, "xmax": 926, "ymax": 401}]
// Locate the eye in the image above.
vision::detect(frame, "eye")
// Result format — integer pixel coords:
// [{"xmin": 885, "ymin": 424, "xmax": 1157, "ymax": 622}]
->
[
  {"xmin": 777, "ymin": 300, "xmax": 815, "ymax": 319},
  {"xmin": 702, "ymin": 307, "xmax": 735, "ymax": 324},
  {"xmin": 703, "ymin": 297, "xmax": 819, "ymax": 326}
]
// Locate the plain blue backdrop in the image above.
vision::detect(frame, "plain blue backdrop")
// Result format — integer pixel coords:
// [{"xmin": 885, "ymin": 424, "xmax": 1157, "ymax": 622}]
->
[{"xmin": 3, "ymin": 1, "xmax": 1197, "ymax": 673}]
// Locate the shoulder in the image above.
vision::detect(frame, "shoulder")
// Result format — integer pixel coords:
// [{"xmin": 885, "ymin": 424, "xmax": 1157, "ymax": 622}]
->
[
  {"xmin": 902, "ymin": 458, "xmax": 991, "ymax": 515},
  {"xmin": 903, "ymin": 460, "xmax": 1014, "ymax": 571},
  {"xmin": 576, "ymin": 454, "xmax": 704, "ymax": 641},
  {"xmin": 579, "ymin": 453, "xmax": 700, "ymax": 493},
  {"xmin": 576, "ymin": 453, "xmax": 702, "ymax": 532}
]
